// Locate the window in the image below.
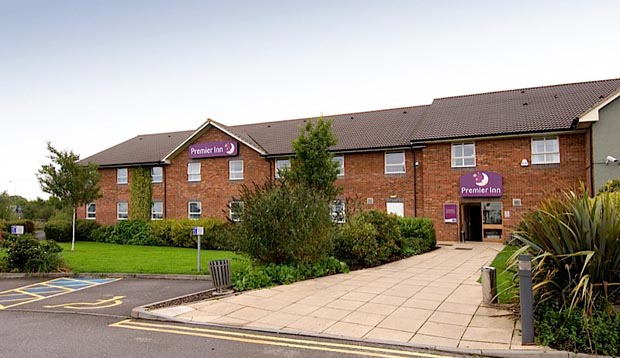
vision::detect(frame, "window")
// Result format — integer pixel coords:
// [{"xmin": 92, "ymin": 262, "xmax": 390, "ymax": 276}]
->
[
  {"xmin": 333, "ymin": 156, "xmax": 344, "ymax": 177},
  {"xmin": 151, "ymin": 201, "xmax": 163, "ymax": 220},
  {"xmin": 385, "ymin": 152, "xmax": 406, "ymax": 174},
  {"xmin": 451, "ymin": 143, "xmax": 476, "ymax": 167},
  {"xmin": 117, "ymin": 168, "xmax": 128, "ymax": 184},
  {"xmin": 275, "ymin": 159, "xmax": 290, "ymax": 178},
  {"xmin": 117, "ymin": 202, "xmax": 128, "ymax": 220},
  {"xmin": 188, "ymin": 162, "xmax": 201, "ymax": 182},
  {"xmin": 386, "ymin": 202, "xmax": 404, "ymax": 217},
  {"xmin": 330, "ymin": 199, "xmax": 345, "ymax": 223},
  {"xmin": 229, "ymin": 200, "xmax": 243, "ymax": 222},
  {"xmin": 151, "ymin": 167, "xmax": 163, "ymax": 183},
  {"xmin": 188, "ymin": 201, "xmax": 201, "ymax": 219},
  {"xmin": 531, "ymin": 137, "xmax": 560, "ymax": 164},
  {"xmin": 86, "ymin": 203, "xmax": 96, "ymax": 220},
  {"xmin": 229, "ymin": 160, "xmax": 243, "ymax": 180}
]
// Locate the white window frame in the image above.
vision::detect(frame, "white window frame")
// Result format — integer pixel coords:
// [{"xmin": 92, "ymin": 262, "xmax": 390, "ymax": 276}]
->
[
  {"xmin": 531, "ymin": 136, "xmax": 560, "ymax": 165},
  {"xmin": 330, "ymin": 199, "xmax": 346, "ymax": 223},
  {"xmin": 229, "ymin": 160, "xmax": 244, "ymax": 180},
  {"xmin": 451, "ymin": 143, "xmax": 476, "ymax": 168},
  {"xmin": 86, "ymin": 202, "xmax": 96, "ymax": 220},
  {"xmin": 229, "ymin": 200, "xmax": 243, "ymax": 222},
  {"xmin": 151, "ymin": 201, "xmax": 163, "ymax": 220},
  {"xmin": 188, "ymin": 162, "xmax": 201, "ymax": 182},
  {"xmin": 117, "ymin": 168, "xmax": 128, "ymax": 184},
  {"xmin": 333, "ymin": 155, "xmax": 345, "ymax": 177},
  {"xmin": 117, "ymin": 201, "xmax": 128, "ymax": 220},
  {"xmin": 385, "ymin": 152, "xmax": 406, "ymax": 174},
  {"xmin": 188, "ymin": 201, "xmax": 201, "ymax": 219},
  {"xmin": 151, "ymin": 166, "xmax": 163, "ymax": 183},
  {"xmin": 275, "ymin": 159, "xmax": 291, "ymax": 179},
  {"xmin": 386, "ymin": 202, "xmax": 404, "ymax": 217}
]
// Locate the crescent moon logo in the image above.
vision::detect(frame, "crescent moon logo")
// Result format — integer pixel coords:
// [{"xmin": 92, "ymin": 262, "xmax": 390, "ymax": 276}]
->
[
  {"xmin": 226, "ymin": 143, "xmax": 236, "ymax": 155},
  {"xmin": 475, "ymin": 172, "xmax": 489, "ymax": 187}
]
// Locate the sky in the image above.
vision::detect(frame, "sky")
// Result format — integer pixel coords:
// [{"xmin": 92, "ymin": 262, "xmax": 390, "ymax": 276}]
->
[{"xmin": 1, "ymin": 0, "xmax": 619, "ymax": 199}]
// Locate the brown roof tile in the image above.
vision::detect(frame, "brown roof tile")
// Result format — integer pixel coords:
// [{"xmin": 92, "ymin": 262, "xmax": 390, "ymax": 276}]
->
[
  {"xmin": 80, "ymin": 130, "xmax": 193, "ymax": 166},
  {"xmin": 412, "ymin": 78, "xmax": 620, "ymax": 141}
]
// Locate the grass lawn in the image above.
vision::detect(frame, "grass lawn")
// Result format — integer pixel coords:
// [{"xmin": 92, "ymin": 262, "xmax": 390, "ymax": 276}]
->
[
  {"xmin": 58, "ymin": 242, "xmax": 251, "ymax": 275},
  {"xmin": 489, "ymin": 244, "xmax": 519, "ymax": 303}
]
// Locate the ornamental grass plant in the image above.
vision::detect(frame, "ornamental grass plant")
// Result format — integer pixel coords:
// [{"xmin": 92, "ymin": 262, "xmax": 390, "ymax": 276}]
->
[{"xmin": 512, "ymin": 187, "xmax": 620, "ymax": 313}]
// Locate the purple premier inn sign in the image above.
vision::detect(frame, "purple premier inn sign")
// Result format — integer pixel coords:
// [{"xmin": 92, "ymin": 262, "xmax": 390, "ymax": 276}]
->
[
  {"xmin": 189, "ymin": 141, "xmax": 238, "ymax": 158},
  {"xmin": 459, "ymin": 171, "xmax": 503, "ymax": 197}
]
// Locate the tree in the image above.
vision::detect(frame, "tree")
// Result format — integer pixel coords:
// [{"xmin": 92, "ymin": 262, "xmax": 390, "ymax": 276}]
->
[
  {"xmin": 0, "ymin": 191, "xmax": 12, "ymax": 220},
  {"xmin": 284, "ymin": 117, "xmax": 341, "ymax": 201},
  {"xmin": 37, "ymin": 143, "xmax": 101, "ymax": 251}
]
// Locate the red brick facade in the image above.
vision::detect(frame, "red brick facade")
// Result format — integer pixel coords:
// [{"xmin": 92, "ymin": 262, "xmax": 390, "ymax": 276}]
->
[{"xmin": 82, "ymin": 126, "xmax": 587, "ymax": 242}]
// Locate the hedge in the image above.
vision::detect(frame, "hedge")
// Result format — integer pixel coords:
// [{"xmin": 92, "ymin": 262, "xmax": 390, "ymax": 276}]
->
[
  {"xmin": 2, "ymin": 220, "xmax": 35, "ymax": 234},
  {"xmin": 43, "ymin": 220, "xmax": 101, "ymax": 242}
]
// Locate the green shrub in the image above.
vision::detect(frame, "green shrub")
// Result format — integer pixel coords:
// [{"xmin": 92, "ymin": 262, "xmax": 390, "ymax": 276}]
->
[
  {"xmin": 535, "ymin": 301, "xmax": 620, "ymax": 356},
  {"xmin": 513, "ymin": 189, "xmax": 620, "ymax": 310},
  {"xmin": 398, "ymin": 217, "xmax": 436, "ymax": 255},
  {"xmin": 2, "ymin": 219, "xmax": 35, "ymax": 234},
  {"xmin": 3, "ymin": 234, "xmax": 63, "ymax": 272},
  {"xmin": 107, "ymin": 220, "xmax": 159, "ymax": 246},
  {"xmin": 233, "ymin": 257, "xmax": 349, "ymax": 291},
  {"xmin": 355, "ymin": 210, "xmax": 399, "ymax": 259},
  {"xmin": 334, "ymin": 218, "xmax": 380, "ymax": 267},
  {"xmin": 91, "ymin": 224, "xmax": 114, "ymax": 243},
  {"xmin": 76, "ymin": 220, "xmax": 101, "ymax": 241},
  {"xmin": 167, "ymin": 218, "xmax": 226, "ymax": 248},
  {"xmin": 235, "ymin": 180, "xmax": 334, "ymax": 265},
  {"xmin": 44, "ymin": 221, "xmax": 72, "ymax": 242}
]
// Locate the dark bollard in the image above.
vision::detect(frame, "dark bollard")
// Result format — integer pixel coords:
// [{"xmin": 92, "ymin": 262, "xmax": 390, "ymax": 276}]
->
[{"xmin": 519, "ymin": 254, "xmax": 535, "ymax": 345}]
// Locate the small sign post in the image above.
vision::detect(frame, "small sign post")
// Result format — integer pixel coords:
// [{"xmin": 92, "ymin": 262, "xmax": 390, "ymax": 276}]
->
[
  {"xmin": 11, "ymin": 225, "xmax": 24, "ymax": 235},
  {"xmin": 193, "ymin": 226, "xmax": 204, "ymax": 272}
]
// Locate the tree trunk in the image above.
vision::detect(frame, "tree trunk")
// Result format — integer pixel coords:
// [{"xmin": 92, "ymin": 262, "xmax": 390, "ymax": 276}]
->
[{"xmin": 71, "ymin": 207, "xmax": 76, "ymax": 252}]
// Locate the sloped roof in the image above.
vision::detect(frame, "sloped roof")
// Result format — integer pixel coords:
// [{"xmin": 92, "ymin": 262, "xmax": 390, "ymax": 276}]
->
[
  {"xmin": 80, "ymin": 130, "xmax": 193, "ymax": 166},
  {"xmin": 81, "ymin": 78, "xmax": 620, "ymax": 166},
  {"xmin": 412, "ymin": 78, "xmax": 620, "ymax": 141},
  {"xmin": 232, "ymin": 105, "xmax": 429, "ymax": 155}
]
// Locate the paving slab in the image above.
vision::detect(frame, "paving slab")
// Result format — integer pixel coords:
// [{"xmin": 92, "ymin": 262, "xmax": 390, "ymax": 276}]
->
[{"xmin": 141, "ymin": 242, "xmax": 542, "ymax": 354}]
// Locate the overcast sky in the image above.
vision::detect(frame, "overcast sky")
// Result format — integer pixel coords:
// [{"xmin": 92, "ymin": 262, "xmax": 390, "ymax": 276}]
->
[{"xmin": 1, "ymin": 0, "xmax": 619, "ymax": 199}]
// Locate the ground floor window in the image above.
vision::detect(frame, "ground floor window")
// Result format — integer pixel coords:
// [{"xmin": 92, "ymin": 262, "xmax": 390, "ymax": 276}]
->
[
  {"xmin": 386, "ymin": 202, "xmax": 404, "ymax": 217},
  {"xmin": 117, "ymin": 202, "xmax": 128, "ymax": 220},
  {"xmin": 229, "ymin": 200, "xmax": 243, "ymax": 222},
  {"xmin": 151, "ymin": 201, "xmax": 163, "ymax": 220},
  {"xmin": 86, "ymin": 202, "xmax": 96, "ymax": 220},
  {"xmin": 330, "ymin": 199, "xmax": 345, "ymax": 223},
  {"xmin": 188, "ymin": 201, "xmax": 201, "ymax": 219}
]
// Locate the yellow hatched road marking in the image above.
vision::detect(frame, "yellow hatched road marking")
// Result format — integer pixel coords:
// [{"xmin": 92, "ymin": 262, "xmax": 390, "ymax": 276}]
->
[
  {"xmin": 13, "ymin": 288, "xmax": 45, "ymax": 299},
  {"xmin": 40, "ymin": 282, "xmax": 75, "ymax": 291},
  {"xmin": 110, "ymin": 319, "xmax": 455, "ymax": 358}
]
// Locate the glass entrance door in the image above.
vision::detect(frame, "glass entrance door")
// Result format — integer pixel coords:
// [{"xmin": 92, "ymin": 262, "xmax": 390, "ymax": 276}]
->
[{"xmin": 482, "ymin": 201, "xmax": 503, "ymax": 240}]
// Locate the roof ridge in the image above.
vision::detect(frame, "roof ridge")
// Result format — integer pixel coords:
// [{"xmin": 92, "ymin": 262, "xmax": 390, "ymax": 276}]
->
[
  {"xmin": 434, "ymin": 77, "xmax": 620, "ymax": 101},
  {"xmin": 136, "ymin": 129, "xmax": 194, "ymax": 137},
  {"xmin": 230, "ymin": 104, "xmax": 431, "ymax": 128}
]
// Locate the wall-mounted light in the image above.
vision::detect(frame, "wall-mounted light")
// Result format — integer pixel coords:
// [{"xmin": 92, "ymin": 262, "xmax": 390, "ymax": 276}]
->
[
  {"xmin": 414, "ymin": 161, "xmax": 420, "ymax": 167},
  {"xmin": 521, "ymin": 159, "xmax": 529, "ymax": 167}
]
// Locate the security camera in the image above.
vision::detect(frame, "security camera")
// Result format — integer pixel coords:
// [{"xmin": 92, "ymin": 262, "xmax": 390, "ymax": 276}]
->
[{"xmin": 606, "ymin": 156, "xmax": 618, "ymax": 164}]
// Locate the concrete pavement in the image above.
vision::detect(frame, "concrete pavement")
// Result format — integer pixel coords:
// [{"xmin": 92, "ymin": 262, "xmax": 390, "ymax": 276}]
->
[{"xmin": 148, "ymin": 243, "xmax": 547, "ymax": 353}]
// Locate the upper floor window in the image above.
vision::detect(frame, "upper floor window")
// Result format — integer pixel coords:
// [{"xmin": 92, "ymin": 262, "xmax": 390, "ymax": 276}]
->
[
  {"xmin": 452, "ymin": 143, "xmax": 476, "ymax": 168},
  {"xmin": 117, "ymin": 168, "xmax": 128, "ymax": 184},
  {"xmin": 188, "ymin": 162, "xmax": 201, "ymax": 182},
  {"xmin": 86, "ymin": 203, "xmax": 96, "ymax": 220},
  {"xmin": 385, "ymin": 152, "xmax": 406, "ymax": 174},
  {"xmin": 229, "ymin": 200, "xmax": 243, "ymax": 222},
  {"xmin": 229, "ymin": 160, "xmax": 244, "ymax": 180},
  {"xmin": 531, "ymin": 137, "xmax": 560, "ymax": 164},
  {"xmin": 151, "ymin": 167, "xmax": 163, "ymax": 183},
  {"xmin": 117, "ymin": 201, "xmax": 128, "ymax": 220},
  {"xmin": 275, "ymin": 159, "xmax": 290, "ymax": 179},
  {"xmin": 188, "ymin": 201, "xmax": 201, "ymax": 219},
  {"xmin": 151, "ymin": 201, "xmax": 163, "ymax": 220},
  {"xmin": 332, "ymin": 156, "xmax": 344, "ymax": 177}
]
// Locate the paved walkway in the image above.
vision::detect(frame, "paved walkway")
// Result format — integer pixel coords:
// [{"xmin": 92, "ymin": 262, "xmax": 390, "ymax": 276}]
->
[{"xmin": 151, "ymin": 243, "xmax": 539, "ymax": 351}]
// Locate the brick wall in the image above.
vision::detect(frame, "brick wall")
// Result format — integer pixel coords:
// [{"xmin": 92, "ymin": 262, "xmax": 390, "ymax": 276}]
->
[
  {"xmin": 79, "ymin": 167, "xmax": 131, "ymax": 225},
  {"xmin": 421, "ymin": 134, "xmax": 587, "ymax": 242}
]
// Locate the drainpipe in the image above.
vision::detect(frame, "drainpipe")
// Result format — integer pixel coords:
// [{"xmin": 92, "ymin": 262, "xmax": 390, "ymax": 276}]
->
[
  {"xmin": 413, "ymin": 148, "xmax": 417, "ymax": 217},
  {"xmin": 163, "ymin": 165, "xmax": 167, "ymax": 219}
]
